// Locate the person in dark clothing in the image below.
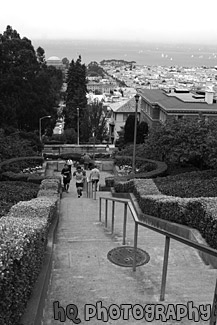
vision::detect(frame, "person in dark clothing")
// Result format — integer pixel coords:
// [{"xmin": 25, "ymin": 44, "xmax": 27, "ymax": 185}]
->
[
  {"xmin": 61, "ymin": 164, "xmax": 71, "ymax": 192},
  {"xmin": 83, "ymin": 153, "xmax": 91, "ymax": 170}
]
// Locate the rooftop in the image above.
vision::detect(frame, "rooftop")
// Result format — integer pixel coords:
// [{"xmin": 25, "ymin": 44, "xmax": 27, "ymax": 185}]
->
[
  {"xmin": 47, "ymin": 56, "xmax": 61, "ymax": 61},
  {"xmin": 138, "ymin": 89, "xmax": 217, "ymax": 112},
  {"xmin": 108, "ymin": 97, "xmax": 140, "ymax": 113}
]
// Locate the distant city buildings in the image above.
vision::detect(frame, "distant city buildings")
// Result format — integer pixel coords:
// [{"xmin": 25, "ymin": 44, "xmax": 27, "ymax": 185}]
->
[{"xmin": 48, "ymin": 54, "xmax": 217, "ymax": 142}]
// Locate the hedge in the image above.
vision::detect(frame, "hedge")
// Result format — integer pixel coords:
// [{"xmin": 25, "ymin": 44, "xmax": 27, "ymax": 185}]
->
[
  {"xmin": 0, "ymin": 215, "xmax": 48, "ymax": 325},
  {"xmin": 0, "ymin": 176, "xmax": 61, "ymax": 325},
  {"xmin": 114, "ymin": 178, "xmax": 217, "ymax": 250},
  {"xmin": 105, "ymin": 157, "xmax": 167, "ymax": 188},
  {"xmin": 154, "ymin": 169, "xmax": 217, "ymax": 198},
  {"xmin": 0, "ymin": 156, "xmax": 43, "ymax": 173}
]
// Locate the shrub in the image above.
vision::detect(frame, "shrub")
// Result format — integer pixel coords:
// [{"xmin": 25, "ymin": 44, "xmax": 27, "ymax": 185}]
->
[
  {"xmin": 0, "ymin": 177, "xmax": 61, "ymax": 324},
  {"xmin": 154, "ymin": 170, "xmax": 217, "ymax": 198},
  {"xmin": 59, "ymin": 152, "xmax": 82, "ymax": 161},
  {"xmin": 0, "ymin": 215, "xmax": 48, "ymax": 325},
  {"xmin": 0, "ymin": 157, "xmax": 43, "ymax": 173},
  {"xmin": 0, "ymin": 181, "xmax": 40, "ymax": 218},
  {"xmin": 27, "ymin": 174, "xmax": 45, "ymax": 184},
  {"xmin": 7, "ymin": 196, "xmax": 57, "ymax": 225},
  {"xmin": 114, "ymin": 178, "xmax": 217, "ymax": 250},
  {"xmin": 1, "ymin": 171, "xmax": 29, "ymax": 182},
  {"xmin": 105, "ymin": 177, "xmax": 115, "ymax": 187}
]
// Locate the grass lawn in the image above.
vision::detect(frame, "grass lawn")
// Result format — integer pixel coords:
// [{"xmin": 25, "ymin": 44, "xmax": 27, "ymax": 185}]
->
[{"xmin": 0, "ymin": 181, "xmax": 40, "ymax": 218}]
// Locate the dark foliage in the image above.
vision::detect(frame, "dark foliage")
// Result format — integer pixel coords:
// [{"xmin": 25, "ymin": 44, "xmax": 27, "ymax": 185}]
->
[
  {"xmin": 64, "ymin": 55, "xmax": 87, "ymax": 130},
  {"xmin": 0, "ymin": 181, "xmax": 39, "ymax": 218},
  {"xmin": 154, "ymin": 169, "xmax": 217, "ymax": 198},
  {"xmin": 0, "ymin": 25, "xmax": 63, "ymax": 132}
]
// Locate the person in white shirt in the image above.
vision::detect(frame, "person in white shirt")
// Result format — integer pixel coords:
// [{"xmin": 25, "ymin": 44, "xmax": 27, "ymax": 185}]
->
[
  {"xmin": 89, "ymin": 165, "xmax": 100, "ymax": 191},
  {"xmin": 73, "ymin": 165, "xmax": 86, "ymax": 198}
]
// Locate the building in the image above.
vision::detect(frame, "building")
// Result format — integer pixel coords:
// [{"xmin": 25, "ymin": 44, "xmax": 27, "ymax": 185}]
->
[
  {"xmin": 87, "ymin": 81, "xmax": 116, "ymax": 94},
  {"xmin": 46, "ymin": 56, "xmax": 64, "ymax": 70},
  {"xmin": 138, "ymin": 86, "xmax": 217, "ymax": 129},
  {"xmin": 108, "ymin": 97, "xmax": 140, "ymax": 143}
]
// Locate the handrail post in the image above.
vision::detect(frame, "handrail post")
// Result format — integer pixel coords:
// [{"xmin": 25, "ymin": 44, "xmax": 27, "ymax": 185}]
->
[
  {"xmin": 99, "ymin": 197, "xmax": 102, "ymax": 222},
  {"xmin": 93, "ymin": 182, "xmax": 96, "ymax": 200},
  {"xmin": 111, "ymin": 201, "xmax": 115, "ymax": 234},
  {"xmin": 160, "ymin": 236, "xmax": 170, "ymax": 301},
  {"xmin": 210, "ymin": 278, "xmax": 217, "ymax": 325},
  {"xmin": 122, "ymin": 203, "xmax": 128, "ymax": 245},
  {"xmin": 86, "ymin": 180, "xmax": 89, "ymax": 198},
  {"xmin": 133, "ymin": 222, "xmax": 138, "ymax": 271},
  {"xmin": 90, "ymin": 182, "xmax": 92, "ymax": 198},
  {"xmin": 105, "ymin": 199, "xmax": 108, "ymax": 228}
]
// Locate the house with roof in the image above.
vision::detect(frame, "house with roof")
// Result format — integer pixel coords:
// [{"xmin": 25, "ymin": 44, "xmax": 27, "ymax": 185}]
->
[
  {"xmin": 137, "ymin": 85, "xmax": 217, "ymax": 129},
  {"xmin": 108, "ymin": 97, "xmax": 140, "ymax": 143},
  {"xmin": 46, "ymin": 56, "xmax": 64, "ymax": 70}
]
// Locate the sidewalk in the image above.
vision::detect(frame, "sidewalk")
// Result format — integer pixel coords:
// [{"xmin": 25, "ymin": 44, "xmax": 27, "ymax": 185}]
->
[{"xmin": 42, "ymin": 168, "xmax": 217, "ymax": 324}]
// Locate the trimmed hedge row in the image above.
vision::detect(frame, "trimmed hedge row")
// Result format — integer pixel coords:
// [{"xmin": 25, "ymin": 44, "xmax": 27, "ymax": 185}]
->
[
  {"xmin": 154, "ymin": 169, "xmax": 217, "ymax": 198},
  {"xmin": 0, "ymin": 176, "xmax": 61, "ymax": 325},
  {"xmin": 1, "ymin": 171, "xmax": 45, "ymax": 184},
  {"xmin": 114, "ymin": 178, "xmax": 217, "ymax": 250},
  {"xmin": 114, "ymin": 156, "xmax": 167, "ymax": 179},
  {"xmin": 0, "ymin": 181, "xmax": 40, "ymax": 218},
  {"xmin": 105, "ymin": 157, "xmax": 167, "ymax": 187},
  {"xmin": 43, "ymin": 152, "xmax": 111, "ymax": 161},
  {"xmin": 0, "ymin": 156, "xmax": 43, "ymax": 173}
]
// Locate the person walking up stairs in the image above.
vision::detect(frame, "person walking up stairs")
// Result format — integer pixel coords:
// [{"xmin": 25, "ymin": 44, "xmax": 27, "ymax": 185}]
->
[{"xmin": 73, "ymin": 165, "xmax": 86, "ymax": 198}]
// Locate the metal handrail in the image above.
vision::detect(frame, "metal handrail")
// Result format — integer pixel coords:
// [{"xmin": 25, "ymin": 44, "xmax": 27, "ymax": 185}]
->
[
  {"xmin": 99, "ymin": 196, "xmax": 217, "ymax": 325},
  {"xmin": 86, "ymin": 178, "xmax": 97, "ymax": 200}
]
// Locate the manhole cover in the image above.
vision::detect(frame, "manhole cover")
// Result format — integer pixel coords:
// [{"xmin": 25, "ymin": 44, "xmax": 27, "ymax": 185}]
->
[{"xmin": 107, "ymin": 246, "xmax": 150, "ymax": 267}]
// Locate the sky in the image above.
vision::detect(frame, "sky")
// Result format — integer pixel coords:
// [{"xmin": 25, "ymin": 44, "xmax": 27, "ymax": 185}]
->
[{"xmin": 1, "ymin": 0, "xmax": 217, "ymax": 45}]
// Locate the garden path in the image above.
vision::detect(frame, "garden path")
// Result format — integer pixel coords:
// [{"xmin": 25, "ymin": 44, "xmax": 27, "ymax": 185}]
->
[{"xmin": 42, "ymin": 167, "xmax": 217, "ymax": 324}]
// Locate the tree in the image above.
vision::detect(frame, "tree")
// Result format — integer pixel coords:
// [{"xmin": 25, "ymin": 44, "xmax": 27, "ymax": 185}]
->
[
  {"xmin": 0, "ymin": 25, "xmax": 63, "ymax": 132},
  {"xmin": 124, "ymin": 115, "xmax": 136, "ymax": 143},
  {"xmin": 123, "ymin": 116, "xmax": 148, "ymax": 145},
  {"xmin": 137, "ymin": 121, "xmax": 149, "ymax": 144},
  {"xmin": 62, "ymin": 57, "xmax": 70, "ymax": 69},
  {"xmin": 63, "ymin": 56, "xmax": 87, "ymax": 130},
  {"xmin": 64, "ymin": 128, "xmax": 77, "ymax": 144},
  {"xmin": 36, "ymin": 46, "xmax": 46, "ymax": 67},
  {"xmin": 141, "ymin": 117, "xmax": 217, "ymax": 169},
  {"xmin": 80, "ymin": 101, "xmax": 108, "ymax": 143},
  {"xmin": 87, "ymin": 61, "xmax": 106, "ymax": 78}
]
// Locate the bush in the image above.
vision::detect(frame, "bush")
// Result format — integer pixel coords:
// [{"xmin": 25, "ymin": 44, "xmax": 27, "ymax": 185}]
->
[
  {"xmin": 114, "ymin": 178, "xmax": 217, "ymax": 250},
  {"xmin": 154, "ymin": 169, "xmax": 217, "ymax": 198},
  {"xmin": 0, "ymin": 131, "xmax": 41, "ymax": 162},
  {"xmin": 105, "ymin": 177, "xmax": 115, "ymax": 187},
  {"xmin": 0, "ymin": 181, "xmax": 40, "ymax": 218},
  {"xmin": 0, "ymin": 215, "xmax": 48, "ymax": 325},
  {"xmin": 59, "ymin": 152, "xmax": 82, "ymax": 161},
  {"xmin": 0, "ymin": 177, "xmax": 61, "ymax": 324},
  {"xmin": 0, "ymin": 157, "xmax": 43, "ymax": 173},
  {"xmin": 1, "ymin": 171, "xmax": 29, "ymax": 182}
]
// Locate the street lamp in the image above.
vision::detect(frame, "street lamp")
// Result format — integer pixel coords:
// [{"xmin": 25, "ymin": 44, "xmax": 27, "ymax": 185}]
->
[
  {"xmin": 132, "ymin": 93, "xmax": 140, "ymax": 174},
  {"xmin": 77, "ymin": 107, "xmax": 80, "ymax": 146},
  {"xmin": 39, "ymin": 115, "xmax": 51, "ymax": 142}
]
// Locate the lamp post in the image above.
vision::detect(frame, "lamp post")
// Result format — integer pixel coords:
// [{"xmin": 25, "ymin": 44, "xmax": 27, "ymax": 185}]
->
[
  {"xmin": 132, "ymin": 93, "xmax": 140, "ymax": 174},
  {"xmin": 39, "ymin": 115, "xmax": 51, "ymax": 142},
  {"xmin": 77, "ymin": 107, "xmax": 80, "ymax": 146}
]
